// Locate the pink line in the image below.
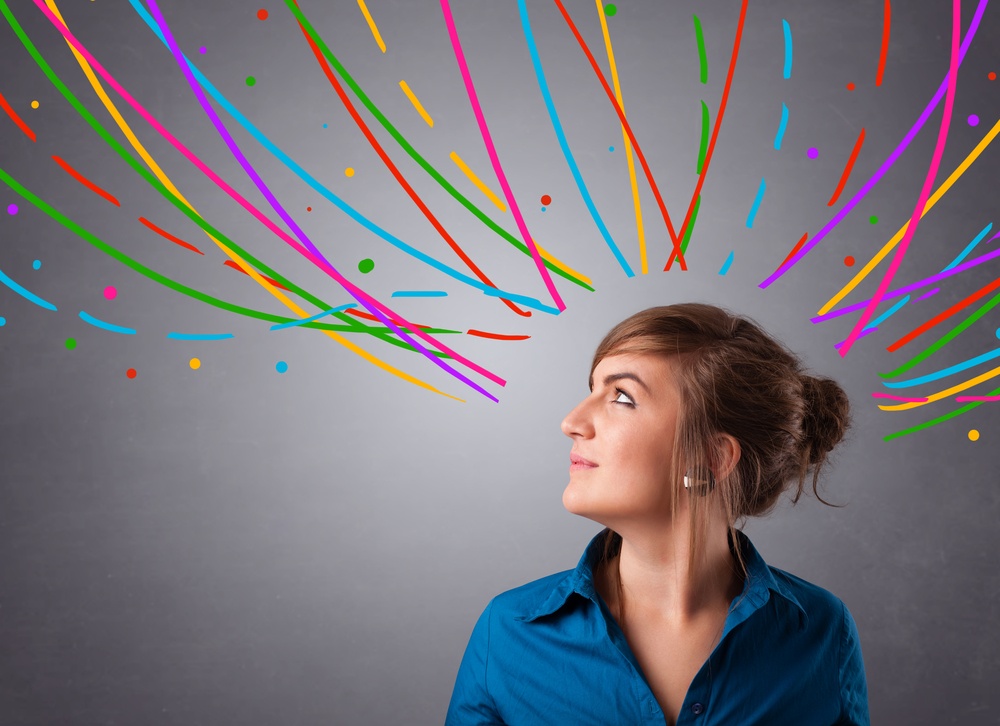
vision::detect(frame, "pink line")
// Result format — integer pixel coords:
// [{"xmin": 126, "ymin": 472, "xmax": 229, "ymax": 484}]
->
[
  {"xmin": 438, "ymin": 0, "xmax": 565, "ymax": 312},
  {"xmin": 871, "ymin": 392, "xmax": 929, "ymax": 402},
  {"xmin": 838, "ymin": 0, "xmax": 961, "ymax": 357},
  {"xmin": 31, "ymin": 0, "xmax": 504, "ymax": 393},
  {"xmin": 955, "ymin": 395, "xmax": 1000, "ymax": 402}
]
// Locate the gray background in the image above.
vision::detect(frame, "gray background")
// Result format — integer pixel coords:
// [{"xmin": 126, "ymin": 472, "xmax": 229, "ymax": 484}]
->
[{"xmin": 1, "ymin": 0, "xmax": 999, "ymax": 723}]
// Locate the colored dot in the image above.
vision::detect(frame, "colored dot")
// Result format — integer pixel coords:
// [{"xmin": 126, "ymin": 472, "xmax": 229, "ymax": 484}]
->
[
  {"xmin": 246, "ymin": 76, "xmax": 257, "ymax": 87},
  {"xmin": 989, "ymin": 72, "xmax": 996, "ymax": 80},
  {"xmin": 609, "ymin": 146, "xmax": 615, "ymax": 152},
  {"xmin": 541, "ymin": 207, "xmax": 546, "ymax": 212},
  {"xmin": 846, "ymin": 82, "xmax": 855, "ymax": 91},
  {"xmin": 30, "ymin": 100, "xmax": 39, "ymax": 109},
  {"xmin": 844, "ymin": 255, "xmax": 855, "ymax": 266},
  {"xmin": 604, "ymin": 3, "xmax": 617, "ymax": 16},
  {"xmin": 968, "ymin": 429, "xmax": 980, "ymax": 441},
  {"xmin": 189, "ymin": 357, "xmax": 201, "ymax": 370},
  {"xmin": 995, "ymin": 327, "xmax": 1000, "ymax": 339},
  {"xmin": 199, "ymin": 46, "xmax": 207, "ymax": 54},
  {"xmin": 322, "ymin": 123, "xmax": 328, "ymax": 128},
  {"xmin": 0, "ymin": 317, "xmax": 6, "ymax": 326},
  {"xmin": 968, "ymin": 114, "xmax": 980, "ymax": 127},
  {"xmin": 540, "ymin": 194, "xmax": 552, "ymax": 206},
  {"xmin": 103, "ymin": 286, "xmax": 117, "ymax": 300},
  {"xmin": 358, "ymin": 258, "xmax": 375, "ymax": 274},
  {"xmin": 275, "ymin": 361, "xmax": 288, "ymax": 374},
  {"xmin": 65, "ymin": 338, "xmax": 77, "ymax": 350},
  {"xmin": 126, "ymin": 368, "xmax": 137, "ymax": 379},
  {"xmin": 257, "ymin": 8, "xmax": 268, "ymax": 20},
  {"xmin": 32, "ymin": 259, "xmax": 40, "ymax": 270},
  {"xmin": 807, "ymin": 147, "xmax": 818, "ymax": 159},
  {"xmin": 6, "ymin": 203, "xmax": 17, "ymax": 215},
  {"xmin": 869, "ymin": 215, "xmax": 878, "ymax": 224},
  {"xmin": 345, "ymin": 167, "xmax": 355, "ymax": 177},
  {"xmin": 306, "ymin": 206, "xmax": 312, "ymax": 212}
]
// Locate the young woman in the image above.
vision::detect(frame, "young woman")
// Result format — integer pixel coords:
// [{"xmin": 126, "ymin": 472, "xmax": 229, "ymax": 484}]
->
[{"xmin": 446, "ymin": 303, "xmax": 869, "ymax": 726}]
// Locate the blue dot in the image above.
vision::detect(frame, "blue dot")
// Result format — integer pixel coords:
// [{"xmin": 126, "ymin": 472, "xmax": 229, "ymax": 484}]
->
[
  {"xmin": 541, "ymin": 206, "xmax": 546, "ymax": 212},
  {"xmin": 322, "ymin": 123, "xmax": 328, "ymax": 128},
  {"xmin": 0, "ymin": 317, "xmax": 5, "ymax": 326},
  {"xmin": 32, "ymin": 259, "xmax": 41, "ymax": 270},
  {"xmin": 276, "ymin": 361, "xmax": 288, "ymax": 374},
  {"xmin": 609, "ymin": 146, "xmax": 615, "ymax": 152}
]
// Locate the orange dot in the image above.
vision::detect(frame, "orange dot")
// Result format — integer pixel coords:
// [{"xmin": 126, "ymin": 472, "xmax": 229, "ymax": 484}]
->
[
  {"xmin": 844, "ymin": 255, "xmax": 855, "ymax": 266},
  {"xmin": 846, "ymin": 82, "xmax": 855, "ymax": 91},
  {"xmin": 257, "ymin": 8, "xmax": 268, "ymax": 20},
  {"xmin": 989, "ymin": 72, "xmax": 997, "ymax": 81},
  {"xmin": 126, "ymin": 368, "xmax": 137, "ymax": 379},
  {"xmin": 540, "ymin": 194, "xmax": 552, "ymax": 206}
]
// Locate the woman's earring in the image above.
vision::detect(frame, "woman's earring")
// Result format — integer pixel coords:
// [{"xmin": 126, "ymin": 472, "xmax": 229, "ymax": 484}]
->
[{"xmin": 683, "ymin": 470, "xmax": 716, "ymax": 496}]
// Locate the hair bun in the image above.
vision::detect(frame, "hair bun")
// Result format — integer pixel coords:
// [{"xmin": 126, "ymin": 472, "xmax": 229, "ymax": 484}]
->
[{"xmin": 800, "ymin": 375, "xmax": 850, "ymax": 465}]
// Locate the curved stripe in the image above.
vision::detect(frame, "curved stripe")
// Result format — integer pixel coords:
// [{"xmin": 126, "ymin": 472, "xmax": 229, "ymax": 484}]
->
[
  {"xmin": 745, "ymin": 178, "xmax": 766, "ymax": 228},
  {"xmin": 0, "ymin": 89, "xmax": 36, "ymax": 141},
  {"xmin": 51, "ymin": 154, "xmax": 120, "ymax": 205},
  {"xmin": 876, "ymin": 0, "xmax": 891, "ymax": 87},
  {"xmin": 0, "ymin": 266, "xmax": 57, "ymax": 310},
  {"xmin": 877, "ymin": 363, "xmax": 1000, "ymax": 411},
  {"xmin": 885, "ymin": 385, "xmax": 1000, "ymax": 440},
  {"xmin": 782, "ymin": 19, "xmax": 792, "ymax": 79},
  {"xmin": 883, "ymin": 346, "xmax": 1000, "ymax": 388},
  {"xmin": 718, "ymin": 251, "xmax": 735, "ymax": 275},
  {"xmin": 79, "ymin": 310, "xmax": 136, "ymax": 334},
  {"xmin": 773, "ymin": 103, "xmax": 788, "ymax": 150},
  {"xmin": 167, "ymin": 332, "xmax": 234, "ymax": 340},
  {"xmin": 697, "ymin": 101, "xmax": 710, "ymax": 174},
  {"xmin": 827, "ymin": 128, "xmax": 866, "ymax": 207},
  {"xmin": 693, "ymin": 14, "xmax": 708, "ymax": 84}
]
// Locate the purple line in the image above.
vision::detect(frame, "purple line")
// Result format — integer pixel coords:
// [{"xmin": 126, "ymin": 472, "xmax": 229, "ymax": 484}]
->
[
  {"xmin": 759, "ymin": 0, "xmax": 990, "ymax": 288},
  {"xmin": 916, "ymin": 287, "xmax": 940, "ymax": 301},
  {"xmin": 834, "ymin": 326, "xmax": 876, "ymax": 349}
]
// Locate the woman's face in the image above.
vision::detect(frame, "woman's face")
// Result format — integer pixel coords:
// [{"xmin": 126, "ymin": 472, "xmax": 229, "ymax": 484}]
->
[{"xmin": 560, "ymin": 352, "xmax": 682, "ymax": 526}]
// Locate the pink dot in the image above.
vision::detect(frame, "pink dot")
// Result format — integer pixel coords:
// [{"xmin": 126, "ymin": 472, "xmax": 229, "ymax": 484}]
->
[
  {"xmin": 6, "ymin": 203, "xmax": 17, "ymax": 215},
  {"xmin": 199, "ymin": 46, "xmax": 207, "ymax": 54},
  {"xmin": 103, "ymin": 286, "xmax": 117, "ymax": 300},
  {"xmin": 807, "ymin": 147, "xmax": 818, "ymax": 159},
  {"xmin": 968, "ymin": 114, "xmax": 980, "ymax": 127}
]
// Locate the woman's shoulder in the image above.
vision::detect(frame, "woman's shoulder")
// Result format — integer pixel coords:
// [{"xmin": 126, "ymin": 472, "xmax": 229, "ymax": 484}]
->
[{"xmin": 764, "ymin": 563, "xmax": 854, "ymax": 623}]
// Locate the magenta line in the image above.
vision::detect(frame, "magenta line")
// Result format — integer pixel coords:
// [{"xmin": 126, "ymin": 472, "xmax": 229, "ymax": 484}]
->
[
  {"xmin": 759, "ymin": 0, "xmax": 989, "ymax": 288},
  {"xmin": 955, "ymin": 395, "xmax": 1000, "ymax": 401},
  {"xmin": 871, "ymin": 393, "xmax": 929, "ymax": 402},
  {"xmin": 438, "ymin": 0, "xmax": 565, "ymax": 312},
  {"xmin": 838, "ymin": 0, "xmax": 961, "ymax": 358},
  {"xmin": 32, "ymin": 0, "xmax": 503, "ymax": 396}
]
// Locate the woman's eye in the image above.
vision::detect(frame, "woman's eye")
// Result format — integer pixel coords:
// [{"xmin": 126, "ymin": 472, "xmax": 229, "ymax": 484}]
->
[{"xmin": 613, "ymin": 389, "xmax": 634, "ymax": 405}]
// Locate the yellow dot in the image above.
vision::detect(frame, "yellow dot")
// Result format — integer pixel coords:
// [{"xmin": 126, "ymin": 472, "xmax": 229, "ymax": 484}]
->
[
  {"xmin": 344, "ymin": 167, "xmax": 355, "ymax": 177},
  {"xmin": 189, "ymin": 357, "xmax": 201, "ymax": 370},
  {"xmin": 968, "ymin": 429, "xmax": 980, "ymax": 441},
  {"xmin": 30, "ymin": 100, "xmax": 39, "ymax": 109}
]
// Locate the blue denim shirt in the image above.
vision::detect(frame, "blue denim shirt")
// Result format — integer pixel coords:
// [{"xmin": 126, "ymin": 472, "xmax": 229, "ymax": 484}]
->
[{"xmin": 446, "ymin": 528, "xmax": 869, "ymax": 725}]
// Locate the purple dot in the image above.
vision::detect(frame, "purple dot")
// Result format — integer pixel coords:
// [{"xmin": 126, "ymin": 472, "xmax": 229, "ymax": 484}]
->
[
  {"xmin": 968, "ymin": 114, "xmax": 980, "ymax": 127},
  {"xmin": 6, "ymin": 203, "xmax": 17, "ymax": 215},
  {"xmin": 199, "ymin": 46, "xmax": 207, "ymax": 54},
  {"xmin": 807, "ymin": 147, "xmax": 818, "ymax": 159}
]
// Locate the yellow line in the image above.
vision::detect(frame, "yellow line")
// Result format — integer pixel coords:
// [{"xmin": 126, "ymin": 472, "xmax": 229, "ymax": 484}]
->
[
  {"xmin": 357, "ymin": 0, "xmax": 386, "ymax": 53},
  {"xmin": 819, "ymin": 116, "xmax": 1000, "ymax": 316},
  {"xmin": 399, "ymin": 80, "xmax": 434, "ymax": 127},
  {"xmin": 597, "ymin": 0, "xmax": 647, "ymax": 274},
  {"xmin": 450, "ymin": 151, "xmax": 505, "ymax": 211},
  {"xmin": 532, "ymin": 241, "xmax": 593, "ymax": 288},
  {"xmin": 877, "ymin": 363, "xmax": 1000, "ymax": 411},
  {"xmin": 46, "ymin": 0, "xmax": 462, "ymax": 402}
]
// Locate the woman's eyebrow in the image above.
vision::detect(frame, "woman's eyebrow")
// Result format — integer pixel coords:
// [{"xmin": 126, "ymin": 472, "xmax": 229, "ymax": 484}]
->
[{"xmin": 588, "ymin": 372, "xmax": 651, "ymax": 394}]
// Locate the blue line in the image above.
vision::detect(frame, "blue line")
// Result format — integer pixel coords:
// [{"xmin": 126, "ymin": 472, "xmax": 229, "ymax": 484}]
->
[
  {"xmin": 269, "ymin": 303, "xmax": 357, "ymax": 331},
  {"xmin": 718, "ymin": 250, "xmax": 735, "ymax": 275},
  {"xmin": 866, "ymin": 295, "xmax": 910, "ymax": 330},
  {"xmin": 774, "ymin": 102, "xmax": 788, "ymax": 149},
  {"xmin": 128, "ymin": 0, "xmax": 556, "ymax": 315},
  {"xmin": 883, "ymin": 346, "xmax": 1000, "ymax": 388},
  {"xmin": 0, "ymin": 268, "xmax": 57, "ymax": 310},
  {"xmin": 167, "ymin": 332, "xmax": 234, "ymax": 340},
  {"xmin": 79, "ymin": 310, "xmax": 136, "ymax": 334},
  {"xmin": 516, "ymin": 0, "xmax": 634, "ymax": 277},
  {"xmin": 391, "ymin": 291, "xmax": 448, "ymax": 298},
  {"xmin": 782, "ymin": 20, "xmax": 793, "ymax": 79},
  {"xmin": 944, "ymin": 223, "xmax": 992, "ymax": 270},
  {"xmin": 746, "ymin": 178, "xmax": 766, "ymax": 228}
]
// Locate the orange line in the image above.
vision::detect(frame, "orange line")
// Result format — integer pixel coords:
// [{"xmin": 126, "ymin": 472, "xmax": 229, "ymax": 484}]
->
[
  {"xmin": 827, "ymin": 128, "xmax": 866, "ymax": 206},
  {"xmin": 344, "ymin": 307, "xmax": 433, "ymax": 330},
  {"xmin": 138, "ymin": 216, "xmax": 205, "ymax": 255},
  {"xmin": 780, "ymin": 233, "xmax": 810, "ymax": 268},
  {"xmin": 222, "ymin": 259, "xmax": 290, "ymax": 291},
  {"xmin": 887, "ymin": 275, "xmax": 1000, "ymax": 352},
  {"xmin": 292, "ymin": 7, "xmax": 530, "ymax": 318},
  {"xmin": 876, "ymin": 0, "xmax": 891, "ymax": 87},
  {"xmin": 665, "ymin": 0, "xmax": 750, "ymax": 271},
  {"xmin": 51, "ymin": 154, "xmax": 120, "ymax": 206},
  {"xmin": 0, "ymin": 90, "xmax": 36, "ymax": 142},
  {"xmin": 466, "ymin": 329, "xmax": 530, "ymax": 340}
]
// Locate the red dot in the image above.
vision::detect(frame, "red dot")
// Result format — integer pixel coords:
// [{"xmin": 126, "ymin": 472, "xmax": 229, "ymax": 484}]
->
[
  {"xmin": 990, "ymin": 72, "xmax": 997, "ymax": 81},
  {"xmin": 540, "ymin": 194, "xmax": 552, "ymax": 206},
  {"xmin": 126, "ymin": 368, "xmax": 137, "ymax": 379},
  {"xmin": 844, "ymin": 255, "xmax": 855, "ymax": 267},
  {"xmin": 257, "ymin": 8, "xmax": 268, "ymax": 20},
  {"xmin": 846, "ymin": 82, "xmax": 855, "ymax": 91},
  {"xmin": 306, "ymin": 206, "xmax": 312, "ymax": 212}
]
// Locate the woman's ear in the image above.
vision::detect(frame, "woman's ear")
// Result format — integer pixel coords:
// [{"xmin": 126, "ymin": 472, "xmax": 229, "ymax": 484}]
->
[{"xmin": 712, "ymin": 434, "xmax": 741, "ymax": 480}]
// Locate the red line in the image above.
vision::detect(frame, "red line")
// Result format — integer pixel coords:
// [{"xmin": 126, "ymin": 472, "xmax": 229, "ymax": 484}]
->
[
  {"xmin": 138, "ymin": 216, "xmax": 205, "ymax": 255},
  {"xmin": 887, "ymin": 275, "xmax": 1000, "ymax": 352},
  {"xmin": 0, "ymin": 90, "xmax": 36, "ymax": 142},
  {"xmin": 344, "ymin": 307, "xmax": 433, "ymax": 330},
  {"xmin": 665, "ymin": 0, "xmax": 750, "ymax": 271},
  {"xmin": 50, "ymin": 155, "xmax": 120, "ymax": 206},
  {"xmin": 292, "ymin": 5, "xmax": 530, "ymax": 318},
  {"xmin": 876, "ymin": 0, "xmax": 891, "ymax": 87},
  {"xmin": 466, "ymin": 329, "xmax": 530, "ymax": 340},
  {"xmin": 827, "ymin": 128, "xmax": 866, "ymax": 206},
  {"xmin": 780, "ymin": 233, "xmax": 809, "ymax": 268},
  {"xmin": 552, "ymin": 0, "xmax": 685, "ymax": 268},
  {"xmin": 222, "ymin": 259, "xmax": 291, "ymax": 291}
]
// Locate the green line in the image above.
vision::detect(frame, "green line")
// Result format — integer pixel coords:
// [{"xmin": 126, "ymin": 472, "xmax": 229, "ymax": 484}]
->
[
  {"xmin": 693, "ymin": 14, "xmax": 708, "ymax": 84},
  {"xmin": 697, "ymin": 101, "xmax": 709, "ymax": 174},
  {"xmin": 884, "ymin": 384, "xmax": 1000, "ymax": 440},
  {"xmin": 282, "ymin": 0, "xmax": 594, "ymax": 293},
  {"xmin": 680, "ymin": 195, "xmax": 701, "ymax": 257},
  {"xmin": 879, "ymin": 290, "xmax": 1000, "ymax": 379}
]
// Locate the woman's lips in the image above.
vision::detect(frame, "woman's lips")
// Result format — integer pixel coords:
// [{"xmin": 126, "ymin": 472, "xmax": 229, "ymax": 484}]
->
[{"xmin": 570, "ymin": 453, "xmax": 598, "ymax": 470}]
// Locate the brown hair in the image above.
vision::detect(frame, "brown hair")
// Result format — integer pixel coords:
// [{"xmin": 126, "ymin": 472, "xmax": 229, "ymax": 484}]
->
[{"xmin": 591, "ymin": 303, "xmax": 851, "ymax": 627}]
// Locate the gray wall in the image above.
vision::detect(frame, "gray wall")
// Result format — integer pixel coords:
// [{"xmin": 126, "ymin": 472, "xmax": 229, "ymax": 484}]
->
[{"xmin": 1, "ymin": 0, "xmax": 998, "ymax": 723}]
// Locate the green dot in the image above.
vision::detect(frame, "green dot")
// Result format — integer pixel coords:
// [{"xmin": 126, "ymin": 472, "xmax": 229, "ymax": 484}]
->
[
  {"xmin": 869, "ymin": 215, "xmax": 878, "ymax": 224},
  {"xmin": 358, "ymin": 258, "xmax": 375, "ymax": 274},
  {"xmin": 604, "ymin": 3, "xmax": 617, "ymax": 16},
  {"xmin": 65, "ymin": 337, "xmax": 77, "ymax": 350},
  {"xmin": 246, "ymin": 76, "xmax": 256, "ymax": 87}
]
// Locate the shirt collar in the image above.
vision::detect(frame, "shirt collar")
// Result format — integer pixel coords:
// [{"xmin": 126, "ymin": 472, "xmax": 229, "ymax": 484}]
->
[{"xmin": 514, "ymin": 528, "xmax": 807, "ymax": 625}]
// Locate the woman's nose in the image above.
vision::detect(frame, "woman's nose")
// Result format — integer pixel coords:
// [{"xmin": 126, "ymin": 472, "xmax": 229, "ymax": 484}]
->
[{"xmin": 561, "ymin": 398, "xmax": 592, "ymax": 438}]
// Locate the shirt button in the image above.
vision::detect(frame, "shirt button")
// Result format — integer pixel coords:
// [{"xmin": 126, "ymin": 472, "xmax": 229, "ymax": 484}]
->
[{"xmin": 691, "ymin": 702, "xmax": 705, "ymax": 715}]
